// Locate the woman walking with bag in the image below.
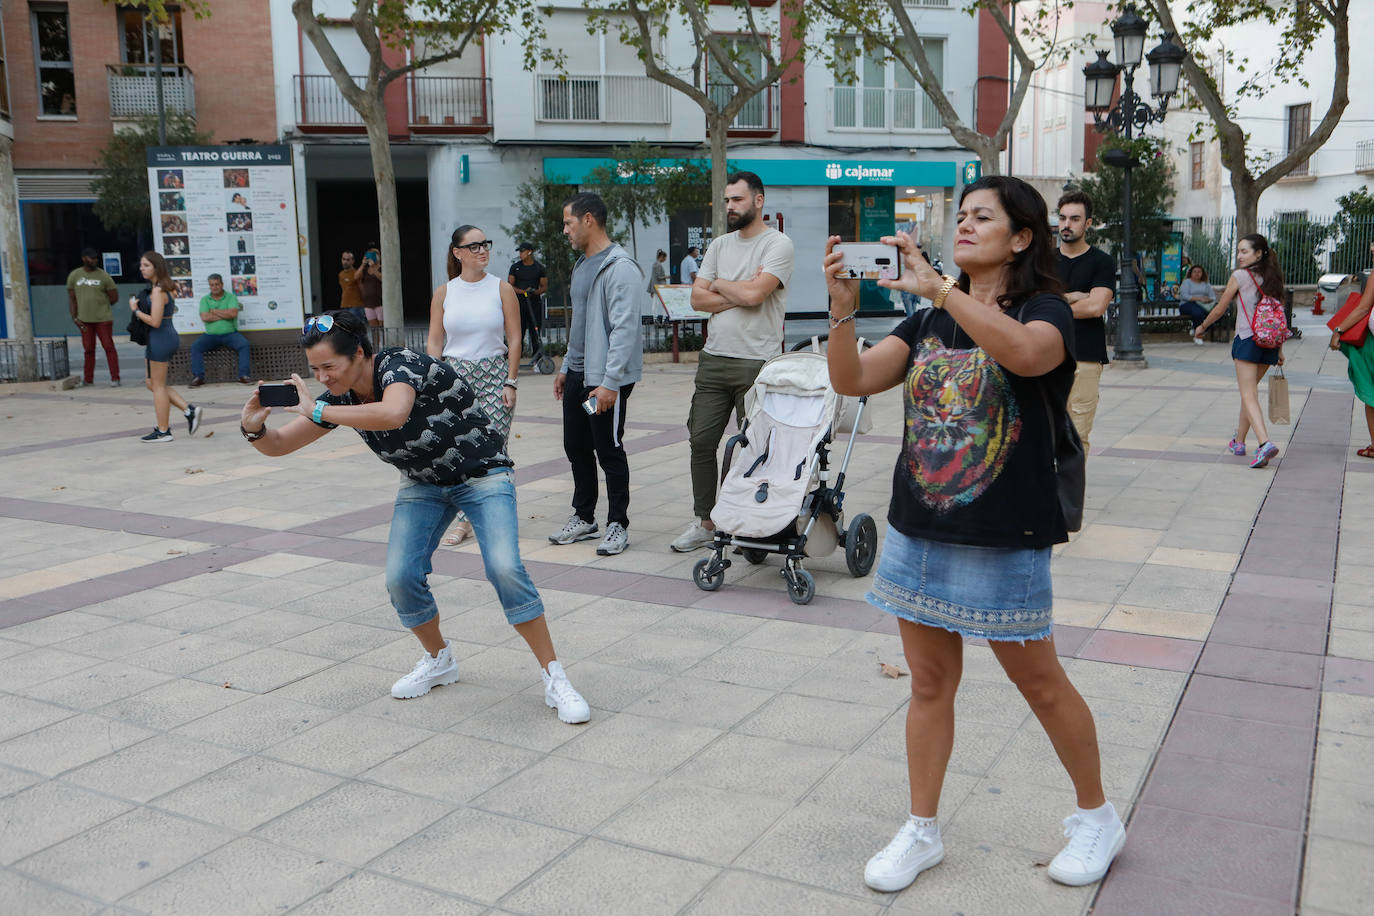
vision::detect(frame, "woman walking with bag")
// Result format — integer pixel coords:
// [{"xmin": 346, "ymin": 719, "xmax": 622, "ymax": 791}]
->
[
  {"xmin": 129, "ymin": 251, "xmax": 203, "ymax": 443},
  {"xmin": 426, "ymin": 225, "xmax": 521, "ymax": 546},
  {"xmin": 1330, "ymin": 247, "xmax": 1374, "ymax": 459},
  {"xmin": 825, "ymin": 176, "xmax": 1123, "ymax": 895},
  {"xmin": 1193, "ymin": 234, "xmax": 1286, "ymax": 468}
]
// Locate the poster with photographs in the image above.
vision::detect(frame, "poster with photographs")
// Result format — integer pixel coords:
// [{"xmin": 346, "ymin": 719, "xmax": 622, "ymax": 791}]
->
[{"xmin": 146, "ymin": 145, "xmax": 303, "ymax": 334}]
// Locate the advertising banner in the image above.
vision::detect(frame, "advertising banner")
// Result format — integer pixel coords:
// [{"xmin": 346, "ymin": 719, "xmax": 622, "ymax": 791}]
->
[{"xmin": 146, "ymin": 145, "xmax": 303, "ymax": 334}]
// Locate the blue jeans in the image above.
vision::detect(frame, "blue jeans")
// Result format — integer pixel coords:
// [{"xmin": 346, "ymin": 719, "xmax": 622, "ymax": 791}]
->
[
  {"xmin": 386, "ymin": 470, "xmax": 544, "ymax": 629},
  {"xmin": 190, "ymin": 331, "xmax": 251, "ymax": 378}
]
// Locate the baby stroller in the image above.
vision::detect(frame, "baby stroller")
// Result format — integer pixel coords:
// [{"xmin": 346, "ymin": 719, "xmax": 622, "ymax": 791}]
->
[
  {"xmin": 692, "ymin": 339, "xmax": 877, "ymax": 605},
  {"xmin": 518, "ymin": 293, "xmax": 556, "ymax": 375}
]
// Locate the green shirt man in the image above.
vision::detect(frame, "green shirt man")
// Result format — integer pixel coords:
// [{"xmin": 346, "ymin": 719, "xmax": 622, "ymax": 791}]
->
[
  {"xmin": 66, "ymin": 254, "xmax": 118, "ymax": 324},
  {"xmin": 199, "ymin": 280, "xmax": 242, "ymax": 334}
]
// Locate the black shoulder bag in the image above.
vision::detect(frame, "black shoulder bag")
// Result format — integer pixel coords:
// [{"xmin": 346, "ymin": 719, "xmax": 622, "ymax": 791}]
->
[
  {"xmin": 1038, "ymin": 384, "xmax": 1085, "ymax": 532},
  {"xmin": 127, "ymin": 288, "xmax": 150, "ymax": 346}
]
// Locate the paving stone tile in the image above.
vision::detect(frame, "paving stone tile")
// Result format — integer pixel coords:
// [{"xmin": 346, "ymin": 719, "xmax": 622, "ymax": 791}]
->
[
  {"xmin": 369, "ymin": 807, "xmax": 577, "ymax": 903},
  {"xmin": 1116, "ymin": 804, "xmax": 1300, "ymax": 903},
  {"xmin": 1177, "ymin": 675, "xmax": 1319, "ymax": 728},
  {"xmin": 20, "ymin": 660, "xmax": 174, "ymax": 710},
  {"xmin": 733, "ymin": 618, "xmax": 856, "ymax": 657},
  {"xmin": 256, "ymin": 781, "xmax": 452, "ymax": 866},
  {"xmin": 187, "ymin": 647, "xmax": 337, "ymax": 693},
  {"xmin": 784, "ymin": 652, "xmax": 915, "ymax": 709},
  {"xmin": 684, "ymin": 645, "xmax": 820, "ymax": 690},
  {"xmin": 1308, "ymin": 777, "xmax": 1374, "ymax": 845},
  {"xmin": 140, "ymin": 597, "xmax": 265, "ymax": 631},
  {"xmin": 119, "ymin": 633, "xmax": 258, "ymax": 676},
  {"xmin": 0, "ymin": 693, "xmax": 78, "ymax": 742},
  {"xmin": 675, "ymin": 733, "xmax": 843, "ymax": 802},
  {"xmin": 1329, "ymin": 626, "xmax": 1374, "ymax": 662},
  {"xmin": 52, "ymin": 621, "xmax": 183, "ymax": 660},
  {"xmin": 558, "ymin": 596, "xmax": 679, "ymax": 630},
  {"xmin": 363, "ymin": 732, "xmax": 543, "ymax": 804},
  {"xmin": 0, "ymin": 781, "xmax": 133, "ymax": 865},
  {"xmin": 14, "ymin": 807, "xmax": 232, "ymax": 904},
  {"xmin": 684, "ymin": 870, "xmax": 882, "ymax": 916},
  {"xmin": 557, "ymin": 711, "xmax": 722, "ymax": 776},
  {"xmin": 801, "ymin": 752, "xmax": 978, "ymax": 823},
  {"xmin": 550, "ymin": 658, "xmax": 670, "ymax": 712},
  {"xmin": 0, "ymin": 714, "xmax": 155, "ymax": 777},
  {"xmin": 1075, "ymin": 630, "xmax": 1201, "ymax": 672},
  {"xmin": 597, "ymin": 775, "xmax": 791, "ymax": 864},
  {"xmin": 859, "ymin": 712, "xmax": 1017, "ymax": 778},
  {"xmin": 64, "ymin": 734, "xmax": 244, "ymax": 803},
  {"xmin": 1324, "ymin": 656, "xmax": 1374, "ymax": 698},
  {"xmin": 264, "ymin": 712, "xmax": 432, "ymax": 777},
  {"xmin": 621, "ymin": 675, "xmax": 774, "ymax": 730},
  {"xmin": 201, "ymin": 609, "xmax": 328, "ymax": 647},
  {"xmin": 1301, "ymin": 835, "xmax": 1374, "ymax": 914},
  {"xmin": 1208, "ymin": 615, "xmax": 1329, "ymax": 655},
  {"xmin": 0, "ymin": 763, "xmax": 41, "ymax": 798},
  {"xmin": 989, "ymin": 729, "xmax": 1151, "ymax": 800},
  {"xmin": 291, "ymin": 872, "xmax": 485, "ymax": 916},
  {"xmin": 450, "ymin": 694, "xmax": 590, "ymax": 753},
  {"xmin": 736, "ymin": 804, "xmax": 894, "ymax": 898},
  {"xmin": 1083, "ymin": 694, "xmax": 1176, "ymax": 749},
  {"xmin": 885, "ymin": 838, "xmax": 1095, "ymax": 916},
  {"xmin": 1317, "ymin": 691, "xmax": 1374, "ymax": 737},
  {"xmin": 587, "ymin": 631, "xmax": 727, "ymax": 675},
  {"xmin": 1315, "ymin": 730, "xmax": 1374, "ymax": 786},
  {"xmin": 0, "ymin": 647, "xmax": 103, "ymax": 693},
  {"xmin": 944, "ymin": 779, "xmax": 1091, "ymax": 856},
  {"xmin": 1101, "ymin": 605, "xmax": 1215, "ymax": 640},
  {"xmin": 3, "ymin": 611, "xmax": 119, "ymax": 646},
  {"xmin": 1163, "ymin": 709, "xmax": 1313, "ymax": 775},
  {"xmin": 0, "ymin": 868, "xmax": 104, "ymax": 916},
  {"xmin": 119, "ymin": 837, "xmax": 351, "ymax": 916},
  {"xmin": 440, "ymin": 644, "xmax": 543, "ymax": 694},
  {"xmin": 506, "ymin": 837, "xmax": 719, "ymax": 916},
  {"xmin": 173, "ymin": 694, "xmax": 341, "ymax": 753},
  {"xmin": 735, "ymin": 692, "xmax": 890, "ymax": 751},
  {"xmin": 1094, "ymin": 868, "xmax": 1293, "ymax": 916},
  {"xmin": 1195, "ymin": 642, "xmax": 1324, "ymax": 689},
  {"xmin": 475, "ymin": 754, "xmax": 656, "ymax": 832},
  {"xmin": 1143, "ymin": 749, "xmax": 1309, "ymax": 829},
  {"xmin": 151, "ymin": 757, "xmax": 343, "ymax": 831},
  {"xmin": 644, "ymin": 607, "xmax": 769, "ymax": 644},
  {"xmin": 270, "ymin": 661, "xmax": 398, "ymax": 710}
]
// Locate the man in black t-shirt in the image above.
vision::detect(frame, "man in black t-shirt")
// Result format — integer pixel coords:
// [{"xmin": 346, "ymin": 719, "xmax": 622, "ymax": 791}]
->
[
  {"xmin": 508, "ymin": 243, "xmax": 547, "ymax": 356},
  {"xmin": 1056, "ymin": 191, "xmax": 1117, "ymax": 453}
]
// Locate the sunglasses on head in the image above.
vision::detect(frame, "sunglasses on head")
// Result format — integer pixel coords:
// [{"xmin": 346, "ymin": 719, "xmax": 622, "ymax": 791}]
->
[
  {"xmin": 455, "ymin": 240, "xmax": 493, "ymax": 254},
  {"xmin": 303, "ymin": 315, "xmax": 335, "ymax": 335}
]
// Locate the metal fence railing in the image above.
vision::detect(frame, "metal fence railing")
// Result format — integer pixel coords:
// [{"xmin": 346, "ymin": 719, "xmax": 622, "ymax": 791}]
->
[
  {"xmin": 0, "ymin": 338, "xmax": 70, "ymax": 382},
  {"xmin": 107, "ymin": 64, "xmax": 195, "ymax": 119},
  {"xmin": 706, "ymin": 83, "xmax": 776, "ymax": 131},
  {"xmin": 1178, "ymin": 215, "xmax": 1374, "ymax": 285},
  {"xmin": 294, "ymin": 74, "xmax": 368, "ymax": 127},
  {"xmin": 535, "ymin": 74, "xmax": 670, "ymax": 124},
  {"xmin": 409, "ymin": 76, "xmax": 490, "ymax": 128}
]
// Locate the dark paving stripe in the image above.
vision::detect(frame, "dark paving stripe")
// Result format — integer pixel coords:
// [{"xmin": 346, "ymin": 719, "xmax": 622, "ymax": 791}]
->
[{"xmin": 1093, "ymin": 388, "xmax": 1353, "ymax": 914}]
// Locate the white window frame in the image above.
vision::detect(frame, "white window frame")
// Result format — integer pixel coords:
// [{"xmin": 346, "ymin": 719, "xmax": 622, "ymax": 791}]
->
[
  {"xmin": 31, "ymin": 2, "xmax": 76, "ymax": 120},
  {"xmin": 830, "ymin": 35, "xmax": 945, "ymax": 133}
]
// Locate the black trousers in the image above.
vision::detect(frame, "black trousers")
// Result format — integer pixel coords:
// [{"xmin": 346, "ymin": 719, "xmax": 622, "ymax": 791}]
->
[
  {"xmin": 517, "ymin": 293, "xmax": 542, "ymax": 354},
  {"xmin": 562, "ymin": 369, "xmax": 633, "ymax": 528}
]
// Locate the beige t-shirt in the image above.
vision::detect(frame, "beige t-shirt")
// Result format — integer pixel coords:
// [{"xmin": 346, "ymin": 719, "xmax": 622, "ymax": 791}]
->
[{"xmin": 697, "ymin": 227, "xmax": 794, "ymax": 360}]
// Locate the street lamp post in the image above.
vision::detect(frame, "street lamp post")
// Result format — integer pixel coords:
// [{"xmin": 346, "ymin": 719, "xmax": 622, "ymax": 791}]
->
[{"xmin": 1082, "ymin": 6, "xmax": 1185, "ymax": 364}]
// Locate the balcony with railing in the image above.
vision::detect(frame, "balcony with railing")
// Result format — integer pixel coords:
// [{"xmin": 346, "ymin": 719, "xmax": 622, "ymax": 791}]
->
[
  {"xmin": 1358, "ymin": 139, "xmax": 1374, "ymax": 173},
  {"xmin": 706, "ymin": 83, "xmax": 777, "ymax": 134},
  {"xmin": 106, "ymin": 64, "xmax": 195, "ymax": 119},
  {"xmin": 536, "ymin": 74, "xmax": 670, "ymax": 124},
  {"xmin": 829, "ymin": 85, "xmax": 941, "ymax": 132},
  {"xmin": 293, "ymin": 74, "xmax": 492, "ymax": 133},
  {"xmin": 1280, "ymin": 150, "xmax": 1317, "ymax": 181}
]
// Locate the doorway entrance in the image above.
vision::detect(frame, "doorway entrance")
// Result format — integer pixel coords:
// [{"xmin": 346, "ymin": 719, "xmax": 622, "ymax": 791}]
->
[{"xmin": 314, "ymin": 180, "xmax": 432, "ymax": 325}]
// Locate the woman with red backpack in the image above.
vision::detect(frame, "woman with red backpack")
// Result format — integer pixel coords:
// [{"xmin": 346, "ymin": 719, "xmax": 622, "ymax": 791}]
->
[{"xmin": 1194, "ymin": 233, "xmax": 1289, "ymax": 468}]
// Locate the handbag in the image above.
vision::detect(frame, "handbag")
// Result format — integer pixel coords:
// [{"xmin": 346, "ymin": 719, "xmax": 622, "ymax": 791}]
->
[
  {"xmin": 1038, "ymin": 383, "xmax": 1085, "ymax": 533},
  {"xmin": 1245, "ymin": 269, "xmax": 1291, "ymax": 349},
  {"xmin": 1268, "ymin": 367, "xmax": 1291, "ymax": 425},
  {"xmin": 127, "ymin": 288, "xmax": 150, "ymax": 345},
  {"xmin": 1326, "ymin": 291, "xmax": 1371, "ymax": 347}
]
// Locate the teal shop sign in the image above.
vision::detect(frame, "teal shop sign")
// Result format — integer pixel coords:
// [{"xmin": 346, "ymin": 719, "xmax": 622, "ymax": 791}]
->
[
  {"xmin": 963, "ymin": 161, "xmax": 981, "ymax": 184},
  {"xmin": 544, "ymin": 157, "xmax": 956, "ymax": 188}
]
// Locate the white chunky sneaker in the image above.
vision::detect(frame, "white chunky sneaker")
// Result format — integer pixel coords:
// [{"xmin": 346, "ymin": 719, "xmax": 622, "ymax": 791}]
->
[
  {"xmin": 669, "ymin": 520, "xmax": 715, "ymax": 553},
  {"xmin": 542, "ymin": 660, "xmax": 590, "ymax": 724},
  {"xmin": 864, "ymin": 816, "xmax": 944, "ymax": 892},
  {"xmin": 1047, "ymin": 803, "xmax": 1126, "ymax": 886},
  {"xmin": 596, "ymin": 522, "xmax": 629, "ymax": 556},
  {"xmin": 548, "ymin": 514, "xmax": 598, "ymax": 545},
  {"xmin": 391, "ymin": 642, "xmax": 459, "ymax": 699}
]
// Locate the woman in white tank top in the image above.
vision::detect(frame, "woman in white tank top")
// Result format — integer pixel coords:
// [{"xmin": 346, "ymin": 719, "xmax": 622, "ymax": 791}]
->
[{"xmin": 426, "ymin": 224, "xmax": 521, "ymax": 544}]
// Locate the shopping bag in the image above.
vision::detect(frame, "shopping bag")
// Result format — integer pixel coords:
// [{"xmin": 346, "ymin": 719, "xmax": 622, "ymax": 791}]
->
[
  {"xmin": 1326, "ymin": 292, "xmax": 1371, "ymax": 347},
  {"xmin": 1268, "ymin": 368, "xmax": 1291, "ymax": 425}
]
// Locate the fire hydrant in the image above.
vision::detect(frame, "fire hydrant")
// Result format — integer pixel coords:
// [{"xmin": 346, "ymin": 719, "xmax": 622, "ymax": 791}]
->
[{"xmin": 1313, "ymin": 292, "xmax": 1325, "ymax": 316}]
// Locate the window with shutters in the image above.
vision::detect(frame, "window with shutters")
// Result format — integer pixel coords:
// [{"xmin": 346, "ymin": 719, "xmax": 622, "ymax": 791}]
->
[
  {"xmin": 1190, "ymin": 141, "xmax": 1204, "ymax": 189},
  {"xmin": 1286, "ymin": 103, "xmax": 1311, "ymax": 176},
  {"xmin": 536, "ymin": 11, "xmax": 667, "ymax": 124}
]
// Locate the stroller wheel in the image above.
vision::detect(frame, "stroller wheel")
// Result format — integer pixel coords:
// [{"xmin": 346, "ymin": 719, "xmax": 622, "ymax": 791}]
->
[
  {"xmin": 785, "ymin": 568, "xmax": 816, "ymax": 605},
  {"xmin": 741, "ymin": 547, "xmax": 769, "ymax": 565},
  {"xmin": 692, "ymin": 557, "xmax": 725, "ymax": 591},
  {"xmin": 845, "ymin": 514, "xmax": 878, "ymax": 577},
  {"xmin": 534, "ymin": 353, "xmax": 556, "ymax": 375}
]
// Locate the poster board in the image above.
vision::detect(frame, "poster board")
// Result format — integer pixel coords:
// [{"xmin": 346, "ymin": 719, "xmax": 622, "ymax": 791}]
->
[
  {"xmin": 655, "ymin": 284, "xmax": 710, "ymax": 321},
  {"xmin": 146, "ymin": 145, "xmax": 304, "ymax": 334}
]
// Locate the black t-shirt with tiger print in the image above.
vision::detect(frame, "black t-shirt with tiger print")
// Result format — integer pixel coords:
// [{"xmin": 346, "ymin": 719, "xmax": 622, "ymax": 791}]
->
[
  {"xmin": 310, "ymin": 347, "xmax": 513, "ymax": 485},
  {"xmin": 885, "ymin": 294, "xmax": 1076, "ymax": 549}
]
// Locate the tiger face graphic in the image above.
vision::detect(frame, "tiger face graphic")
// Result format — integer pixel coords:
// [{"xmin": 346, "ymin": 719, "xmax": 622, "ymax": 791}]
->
[{"xmin": 903, "ymin": 337, "xmax": 1019, "ymax": 512}]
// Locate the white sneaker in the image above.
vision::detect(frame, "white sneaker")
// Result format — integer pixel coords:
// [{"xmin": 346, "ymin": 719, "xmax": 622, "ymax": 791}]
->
[
  {"xmin": 391, "ymin": 642, "xmax": 459, "ymax": 699},
  {"xmin": 596, "ymin": 522, "xmax": 628, "ymax": 556},
  {"xmin": 542, "ymin": 660, "xmax": 590, "ymax": 724},
  {"xmin": 1047, "ymin": 803, "xmax": 1126, "ymax": 886},
  {"xmin": 864, "ymin": 816, "xmax": 944, "ymax": 892},
  {"xmin": 670, "ymin": 520, "xmax": 716, "ymax": 553},
  {"xmin": 1194, "ymin": 336, "xmax": 1206, "ymax": 346},
  {"xmin": 548, "ymin": 514, "xmax": 598, "ymax": 545}
]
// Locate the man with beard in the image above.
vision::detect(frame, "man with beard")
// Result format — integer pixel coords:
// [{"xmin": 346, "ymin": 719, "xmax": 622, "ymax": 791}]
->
[
  {"xmin": 671, "ymin": 171, "xmax": 795, "ymax": 553},
  {"xmin": 1056, "ymin": 190, "xmax": 1116, "ymax": 454}
]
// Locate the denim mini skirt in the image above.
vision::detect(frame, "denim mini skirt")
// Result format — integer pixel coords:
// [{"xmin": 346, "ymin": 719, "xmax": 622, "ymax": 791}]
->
[
  {"xmin": 866, "ymin": 525, "xmax": 1053, "ymax": 642},
  {"xmin": 1231, "ymin": 335, "xmax": 1279, "ymax": 366}
]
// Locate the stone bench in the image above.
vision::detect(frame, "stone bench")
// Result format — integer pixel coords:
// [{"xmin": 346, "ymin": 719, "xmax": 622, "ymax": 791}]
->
[{"xmin": 167, "ymin": 330, "xmax": 307, "ymax": 385}]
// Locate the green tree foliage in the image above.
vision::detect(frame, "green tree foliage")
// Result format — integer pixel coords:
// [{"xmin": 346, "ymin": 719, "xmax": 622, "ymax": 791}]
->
[
  {"xmin": 583, "ymin": 141, "xmax": 718, "ymax": 260},
  {"xmin": 504, "ymin": 175, "xmax": 579, "ymax": 310},
  {"xmin": 1077, "ymin": 135, "xmax": 1177, "ymax": 261},
  {"xmin": 91, "ymin": 113, "xmax": 212, "ymax": 234},
  {"xmin": 1332, "ymin": 185, "xmax": 1374, "ymax": 273}
]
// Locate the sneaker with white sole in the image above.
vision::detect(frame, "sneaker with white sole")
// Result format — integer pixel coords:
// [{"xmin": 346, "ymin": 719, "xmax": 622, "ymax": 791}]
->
[
  {"xmin": 670, "ymin": 520, "xmax": 716, "ymax": 553},
  {"xmin": 139, "ymin": 428, "xmax": 173, "ymax": 444},
  {"xmin": 542, "ymin": 660, "xmax": 590, "ymax": 723},
  {"xmin": 864, "ymin": 816, "xmax": 945, "ymax": 892},
  {"xmin": 1047, "ymin": 804, "xmax": 1126, "ymax": 886},
  {"xmin": 596, "ymin": 522, "xmax": 628, "ymax": 556},
  {"xmin": 1250, "ymin": 440, "xmax": 1279, "ymax": 469},
  {"xmin": 1227, "ymin": 437, "xmax": 1246, "ymax": 456},
  {"xmin": 185, "ymin": 404, "xmax": 204, "ymax": 436},
  {"xmin": 548, "ymin": 514, "xmax": 598, "ymax": 545},
  {"xmin": 391, "ymin": 642, "xmax": 459, "ymax": 699}
]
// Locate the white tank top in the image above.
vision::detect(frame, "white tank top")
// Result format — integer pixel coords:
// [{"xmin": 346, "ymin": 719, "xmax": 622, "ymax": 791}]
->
[{"xmin": 441, "ymin": 272, "xmax": 507, "ymax": 361}]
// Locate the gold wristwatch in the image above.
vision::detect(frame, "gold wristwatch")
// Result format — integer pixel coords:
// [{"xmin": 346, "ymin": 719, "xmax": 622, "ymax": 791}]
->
[{"xmin": 931, "ymin": 275, "xmax": 957, "ymax": 310}]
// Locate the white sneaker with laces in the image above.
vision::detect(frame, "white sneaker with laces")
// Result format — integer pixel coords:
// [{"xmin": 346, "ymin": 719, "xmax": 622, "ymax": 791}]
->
[
  {"xmin": 542, "ymin": 660, "xmax": 590, "ymax": 723},
  {"xmin": 864, "ymin": 816, "xmax": 944, "ymax": 892},
  {"xmin": 596, "ymin": 522, "xmax": 628, "ymax": 556},
  {"xmin": 549, "ymin": 514, "xmax": 598, "ymax": 545},
  {"xmin": 670, "ymin": 520, "xmax": 715, "ymax": 553},
  {"xmin": 1047, "ymin": 803, "xmax": 1126, "ymax": 886},
  {"xmin": 391, "ymin": 642, "xmax": 459, "ymax": 699}
]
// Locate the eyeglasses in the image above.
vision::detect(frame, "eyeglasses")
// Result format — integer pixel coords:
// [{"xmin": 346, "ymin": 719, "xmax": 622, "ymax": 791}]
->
[
  {"xmin": 304, "ymin": 315, "xmax": 335, "ymax": 335},
  {"xmin": 455, "ymin": 240, "xmax": 493, "ymax": 254}
]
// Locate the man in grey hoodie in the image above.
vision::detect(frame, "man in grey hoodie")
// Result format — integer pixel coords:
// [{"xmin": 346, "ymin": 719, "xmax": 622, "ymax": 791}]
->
[{"xmin": 549, "ymin": 192, "xmax": 644, "ymax": 556}]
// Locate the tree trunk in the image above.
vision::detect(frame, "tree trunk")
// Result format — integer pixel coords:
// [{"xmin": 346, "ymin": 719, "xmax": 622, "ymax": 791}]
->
[
  {"xmin": 1233, "ymin": 176, "xmax": 1259, "ymax": 239},
  {"xmin": 708, "ymin": 114, "xmax": 730, "ymax": 241},
  {"xmin": 361, "ymin": 100, "xmax": 403, "ymax": 333},
  {"xmin": 0, "ymin": 135, "xmax": 37, "ymax": 381}
]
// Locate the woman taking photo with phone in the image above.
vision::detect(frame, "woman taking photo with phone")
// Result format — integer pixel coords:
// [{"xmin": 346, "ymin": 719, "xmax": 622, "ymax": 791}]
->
[
  {"xmin": 129, "ymin": 251, "xmax": 203, "ymax": 443},
  {"xmin": 824, "ymin": 176, "xmax": 1123, "ymax": 895},
  {"xmin": 1192, "ymin": 234, "xmax": 1286, "ymax": 468},
  {"xmin": 426, "ymin": 225, "xmax": 521, "ymax": 547},
  {"xmin": 239, "ymin": 310, "xmax": 589, "ymax": 721}
]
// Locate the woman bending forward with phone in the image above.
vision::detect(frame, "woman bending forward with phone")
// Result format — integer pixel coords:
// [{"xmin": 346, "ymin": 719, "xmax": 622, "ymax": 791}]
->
[
  {"xmin": 824, "ymin": 176, "xmax": 1123, "ymax": 894},
  {"xmin": 239, "ymin": 309, "xmax": 589, "ymax": 721}
]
